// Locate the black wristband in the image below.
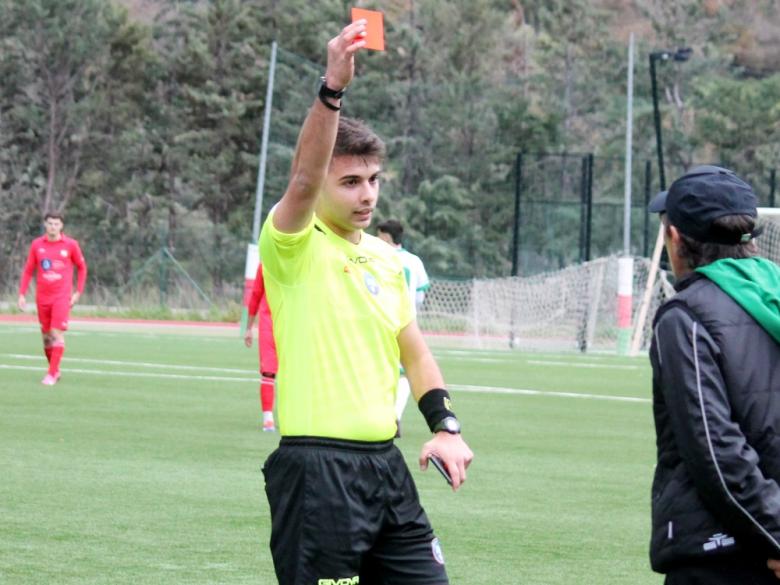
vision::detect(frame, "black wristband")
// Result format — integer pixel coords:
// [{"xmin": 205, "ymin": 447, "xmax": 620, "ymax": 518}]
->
[
  {"xmin": 418, "ymin": 388, "xmax": 457, "ymax": 433},
  {"xmin": 318, "ymin": 78, "xmax": 344, "ymax": 111}
]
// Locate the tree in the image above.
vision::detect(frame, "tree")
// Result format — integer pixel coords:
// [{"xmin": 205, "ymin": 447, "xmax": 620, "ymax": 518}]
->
[
  {"xmin": 0, "ymin": 0, "xmax": 156, "ymax": 291},
  {"xmin": 158, "ymin": 0, "xmax": 267, "ymax": 292}
]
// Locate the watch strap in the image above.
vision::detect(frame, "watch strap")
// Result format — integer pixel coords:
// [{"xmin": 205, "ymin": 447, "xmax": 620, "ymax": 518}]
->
[
  {"xmin": 432, "ymin": 416, "xmax": 461, "ymax": 434},
  {"xmin": 319, "ymin": 77, "xmax": 346, "ymax": 99}
]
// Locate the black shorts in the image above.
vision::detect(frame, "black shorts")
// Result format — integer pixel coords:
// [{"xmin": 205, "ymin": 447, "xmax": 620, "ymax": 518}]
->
[{"xmin": 263, "ymin": 436, "xmax": 449, "ymax": 585}]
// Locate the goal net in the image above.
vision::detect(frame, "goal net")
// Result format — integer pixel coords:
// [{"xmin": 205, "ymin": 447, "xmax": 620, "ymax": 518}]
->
[
  {"xmin": 757, "ymin": 207, "xmax": 780, "ymax": 265},
  {"xmin": 418, "ymin": 255, "xmax": 672, "ymax": 352},
  {"xmin": 420, "ymin": 209, "xmax": 779, "ymax": 353}
]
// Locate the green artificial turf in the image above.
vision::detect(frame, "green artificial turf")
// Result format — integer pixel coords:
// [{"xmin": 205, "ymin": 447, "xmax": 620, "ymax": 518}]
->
[{"xmin": 0, "ymin": 321, "xmax": 661, "ymax": 584}]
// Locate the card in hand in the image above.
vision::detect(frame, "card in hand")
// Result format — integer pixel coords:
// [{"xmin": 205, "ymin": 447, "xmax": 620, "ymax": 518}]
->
[
  {"xmin": 351, "ymin": 7, "xmax": 385, "ymax": 51},
  {"xmin": 428, "ymin": 455, "xmax": 453, "ymax": 486}
]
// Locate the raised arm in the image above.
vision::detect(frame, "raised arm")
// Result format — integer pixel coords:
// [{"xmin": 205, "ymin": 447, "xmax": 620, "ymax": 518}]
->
[{"xmin": 272, "ymin": 20, "xmax": 367, "ymax": 234}]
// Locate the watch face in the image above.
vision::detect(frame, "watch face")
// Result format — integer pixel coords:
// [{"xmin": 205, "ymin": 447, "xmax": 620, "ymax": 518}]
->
[{"xmin": 444, "ymin": 417, "xmax": 461, "ymax": 433}]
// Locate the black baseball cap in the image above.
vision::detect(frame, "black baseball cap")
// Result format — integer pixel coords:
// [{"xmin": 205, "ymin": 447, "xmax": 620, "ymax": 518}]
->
[{"xmin": 648, "ymin": 165, "xmax": 760, "ymax": 244}]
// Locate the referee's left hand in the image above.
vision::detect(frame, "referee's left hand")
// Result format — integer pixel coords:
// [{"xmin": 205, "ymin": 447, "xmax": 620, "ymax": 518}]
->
[{"xmin": 420, "ymin": 433, "xmax": 474, "ymax": 491}]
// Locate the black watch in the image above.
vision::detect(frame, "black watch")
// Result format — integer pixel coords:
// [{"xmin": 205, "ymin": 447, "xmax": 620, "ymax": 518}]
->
[
  {"xmin": 319, "ymin": 77, "xmax": 345, "ymax": 99},
  {"xmin": 432, "ymin": 416, "xmax": 461, "ymax": 435}
]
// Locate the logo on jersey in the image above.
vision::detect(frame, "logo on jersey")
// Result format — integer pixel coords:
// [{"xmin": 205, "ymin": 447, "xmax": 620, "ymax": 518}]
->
[
  {"xmin": 317, "ymin": 577, "xmax": 359, "ymax": 585},
  {"xmin": 364, "ymin": 272, "xmax": 380, "ymax": 295},
  {"xmin": 703, "ymin": 532, "xmax": 735, "ymax": 551},
  {"xmin": 431, "ymin": 538, "xmax": 445, "ymax": 565},
  {"xmin": 41, "ymin": 259, "xmax": 52, "ymax": 270},
  {"xmin": 60, "ymin": 249, "xmax": 69, "ymax": 258}
]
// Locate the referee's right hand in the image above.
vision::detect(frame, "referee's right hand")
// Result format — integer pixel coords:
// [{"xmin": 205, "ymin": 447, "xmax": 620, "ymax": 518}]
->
[{"xmin": 324, "ymin": 19, "xmax": 367, "ymax": 93}]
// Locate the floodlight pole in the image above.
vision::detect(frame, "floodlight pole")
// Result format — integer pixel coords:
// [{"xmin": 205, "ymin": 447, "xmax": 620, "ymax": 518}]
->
[
  {"xmin": 511, "ymin": 152, "xmax": 523, "ymax": 277},
  {"xmin": 649, "ymin": 52, "xmax": 666, "ymax": 191},
  {"xmin": 649, "ymin": 47, "xmax": 692, "ymax": 192},
  {"xmin": 623, "ymin": 33, "xmax": 635, "ymax": 256},
  {"xmin": 252, "ymin": 41, "xmax": 278, "ymax": 243},
  {"xmin": 242, "ymin": 41, "xmax": 277, "ymax": 338},
  {"xmin": 630, "ymin": 47, "xmax": 691, "ymax": 356}
]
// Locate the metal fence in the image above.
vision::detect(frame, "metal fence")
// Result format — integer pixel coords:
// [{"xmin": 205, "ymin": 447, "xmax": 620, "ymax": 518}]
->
[{"xmin": 512, "ymin": 152, "xmax": 778, "ymax": 276}]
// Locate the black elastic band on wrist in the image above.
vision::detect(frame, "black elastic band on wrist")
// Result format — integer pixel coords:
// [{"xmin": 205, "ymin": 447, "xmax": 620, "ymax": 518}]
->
[
  {"xmin": 318, "ymin": 90, "xmax": 341, "ymax": 111},
  {"xmin": 318, "ymin": 79, "xmax": 343, "ymax": 111},
  {"xmin": 418, "ymin": 388, "xmax": 457, "ymax": 433}
]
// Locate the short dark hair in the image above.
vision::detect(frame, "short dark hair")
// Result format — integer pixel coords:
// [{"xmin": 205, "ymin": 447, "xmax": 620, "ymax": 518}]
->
[
  {"xmin": 377, "ymin": 219, "xmax": 403, "ymax": 244},
  {"xmin": 665, "ymin": 213, "xmax": 757, "ymax": 270},
  {"xmin": 44, "ymin": 211, "xmax": 64, "ymax": 222},
  {"xmin": 333, "ymin": 117, "xmax": 385, "ymax": 162}
]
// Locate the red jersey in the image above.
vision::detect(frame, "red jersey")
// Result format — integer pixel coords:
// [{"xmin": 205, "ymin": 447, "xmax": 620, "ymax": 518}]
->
[
  {"xmin": 19, "ymin": 235, "xmax": 87, "ymax": 303},
  {"xmin": 247, "ymin": 264, "xmax": 277, "ymax": 373},
  {"xmin": 247, "ymin": 264, "xmax": 272, "ymax": 325}
]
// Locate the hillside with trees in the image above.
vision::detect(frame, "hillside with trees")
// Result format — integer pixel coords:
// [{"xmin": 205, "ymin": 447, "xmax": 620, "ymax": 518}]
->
[{"xmin": 1, "ymin": 0, "xmax": 778, "ymax": 303}]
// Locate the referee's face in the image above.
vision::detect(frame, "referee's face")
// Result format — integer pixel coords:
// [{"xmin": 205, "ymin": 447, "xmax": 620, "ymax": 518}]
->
[{"xmin": 320, "ymin": 155, "xmax": 381, "ymax": 242}]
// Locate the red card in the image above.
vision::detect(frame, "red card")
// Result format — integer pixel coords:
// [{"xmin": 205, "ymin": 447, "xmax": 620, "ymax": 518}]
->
[{"xmin": 351, "ymin": 8, "xmax": 385, "ymax": 51}]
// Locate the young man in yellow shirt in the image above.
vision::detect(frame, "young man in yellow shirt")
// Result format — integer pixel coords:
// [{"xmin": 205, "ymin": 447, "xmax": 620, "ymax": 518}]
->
[{"xmin": 259, "ymin": 19, "xmax": 473, "ymax": 585}]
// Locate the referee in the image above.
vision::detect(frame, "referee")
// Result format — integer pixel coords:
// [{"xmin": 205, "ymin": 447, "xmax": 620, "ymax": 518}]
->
[{"xmin": 259, "ymin": 20, "xmax": 474, "ymax": 585}]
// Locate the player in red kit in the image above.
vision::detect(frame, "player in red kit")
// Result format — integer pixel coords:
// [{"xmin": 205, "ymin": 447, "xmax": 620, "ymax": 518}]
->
[
  {"xmin": 17, "ymin": 212, "xmax": 87, "ymax": 386},
  {"xmin": 243, "ymin": 263, "xmax": 278, "ymax": 431}
]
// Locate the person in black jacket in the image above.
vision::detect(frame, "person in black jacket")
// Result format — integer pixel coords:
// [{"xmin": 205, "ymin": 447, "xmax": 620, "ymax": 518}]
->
[{"xmin": 648, "ymin": 165, "xmax": 780, "ymax": 584}]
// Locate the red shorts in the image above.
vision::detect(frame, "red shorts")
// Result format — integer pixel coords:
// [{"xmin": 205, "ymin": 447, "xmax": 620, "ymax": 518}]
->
[
  {"xmin": 258, "ymin": 321, "xmax": 278, "ymax": 374},
  {"xmin": 37, "ymin": 299, "xmax": 71, "ymax": 333}
]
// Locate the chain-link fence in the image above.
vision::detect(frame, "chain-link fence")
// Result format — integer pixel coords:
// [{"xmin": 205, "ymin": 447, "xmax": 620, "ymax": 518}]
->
[{"xmin": 513, "ymin": 153, "xmax": 778, "ymax": 278}]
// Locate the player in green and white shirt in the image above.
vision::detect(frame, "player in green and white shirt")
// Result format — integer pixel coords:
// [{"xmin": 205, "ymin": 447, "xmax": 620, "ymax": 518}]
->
[
  {"xmin": 258, "ymin": 20, "xmax": 473, "ymax": 585},
  {"xmin": 377, "ymin": 219, "xmax": 431, "ymax": 313},
  {"xmin": 377, "ymin": 219, "xmax": 431, "ymax": 428}
]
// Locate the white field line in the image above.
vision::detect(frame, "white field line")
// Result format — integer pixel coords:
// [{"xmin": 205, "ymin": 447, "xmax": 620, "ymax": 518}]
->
[
  {"xmin": 0, "ymin": 364, "xmax": 258, "ymax": 383},
  {"xmin": 437, "ymin": 349, "xmax": 629, "ymax": 360},
  {"xmin": 526, "ymin": 360, "xmax": 641, "ymax": 370},
  {"xmin": 0, "ymin": 356, "xmax": 649, "ymax": 403},
  {"xmin": 436, "ymin": 351, "xmax": 644, "ymax": 370},
  {"xmin": 449, "ymin": 383, "xmax": 650, "ymax": 403},
  {"xmin": 2, "ymin": 353, "xmax": 255, "ymax": 374}
]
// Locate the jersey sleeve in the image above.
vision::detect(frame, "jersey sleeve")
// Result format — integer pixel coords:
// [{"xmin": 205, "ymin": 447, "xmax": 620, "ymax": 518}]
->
[
  {"xmin": 395, "ymin": 261, "xmax": 414, "ymax": 331},
  {"xmin": 18, "ymin": 241, "xmax": 37, "ymax": 295},
  {"xmin": 71, "ymin": 239, "xmax": 87, "ymax": 293},
  {"xmin": 247, "ymin": 264, "xmax": 264, "ymax": 316},
  {"xmin": 413, "ymin": 255, "xmax": 430, "ymax": 292},
  {"xmin": 259, "ymin": 209, "xmax": 316, "ymax": 286}
]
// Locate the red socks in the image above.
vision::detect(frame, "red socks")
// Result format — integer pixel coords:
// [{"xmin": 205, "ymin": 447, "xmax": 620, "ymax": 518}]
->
[
  {"xmin": 261, "ymin": 373, "xmax": 275, "ymax": 413},
  {"xmin": 44, "ymin": 346, "xmax": 53, "ymax": 363},
  {"xmin": 48, "ymin": 343, "xmax": 64, "ymax": 376}
]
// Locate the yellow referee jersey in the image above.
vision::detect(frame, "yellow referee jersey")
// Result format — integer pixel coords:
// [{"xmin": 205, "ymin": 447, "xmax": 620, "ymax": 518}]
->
[{"xmin": 259, "ymin": 211, "xmax": 413, "ymax": 441}]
